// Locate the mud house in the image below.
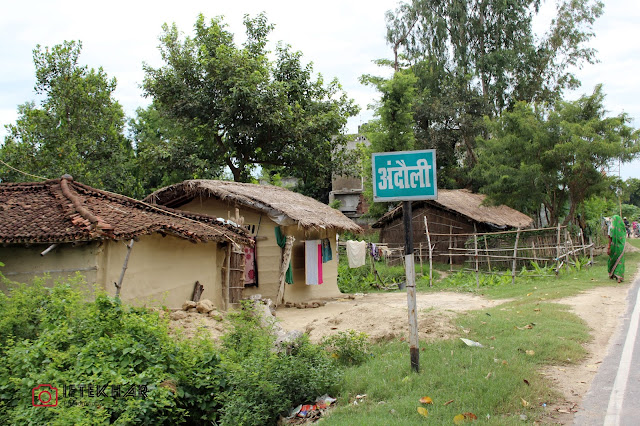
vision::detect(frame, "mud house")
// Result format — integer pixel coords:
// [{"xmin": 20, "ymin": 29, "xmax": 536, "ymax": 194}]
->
[
  {"xmin": 0, "ymin": 176, "xmax": 253, "ymax": 309},
  {"xmin": 372, "ymin": 189, "xmax": 533, "ymax": 264},
  {"xmin": 145, "ymin": 180, "xmax": 363, "ymax": 304}
]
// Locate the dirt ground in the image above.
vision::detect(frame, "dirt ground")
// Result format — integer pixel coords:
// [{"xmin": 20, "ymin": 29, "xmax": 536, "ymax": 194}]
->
[
  {"xmin": 169, "ymin": 265, "xmax": 638, "ymax": 424},
  {"xmin": 275, "ymin": 292, "xmax": 506, "ymax": 343}
]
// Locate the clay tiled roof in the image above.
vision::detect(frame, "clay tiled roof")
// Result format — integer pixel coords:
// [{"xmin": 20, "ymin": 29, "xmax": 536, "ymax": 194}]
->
[
  {"xmin": 373, "ymin": 189, "xmax": 533, "ymax": 230},
  {"xmin": 0, "ymin": 177, "xmax": 253, "ymax": 245}
]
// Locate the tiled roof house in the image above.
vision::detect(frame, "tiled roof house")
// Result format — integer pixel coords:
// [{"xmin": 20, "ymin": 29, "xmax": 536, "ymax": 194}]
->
[{"xmin": 0, "ymin": 176, "xmax": 252, "ymax": 309}]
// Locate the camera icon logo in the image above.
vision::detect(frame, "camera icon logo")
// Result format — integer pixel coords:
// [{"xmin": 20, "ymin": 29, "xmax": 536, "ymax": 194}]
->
[{"xmin": 32, "ymin": 384, "xmax": 58, "ymax": 407}]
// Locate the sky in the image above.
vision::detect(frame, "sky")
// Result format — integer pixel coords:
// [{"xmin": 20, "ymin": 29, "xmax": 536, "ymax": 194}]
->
[{"xmin": 1, "ymin": 0, "xmax": 638, "ymax": 179}]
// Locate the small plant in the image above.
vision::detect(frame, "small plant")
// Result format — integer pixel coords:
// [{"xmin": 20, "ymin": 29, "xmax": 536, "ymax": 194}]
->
[{"xmin": 322, "ymin": 330, "xmax": 370, "ymax": 366}]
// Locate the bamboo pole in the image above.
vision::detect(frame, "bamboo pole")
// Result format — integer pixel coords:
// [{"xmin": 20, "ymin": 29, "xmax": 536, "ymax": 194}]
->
[
  {"xmin": 556, "ymin": 223, "xmax": 562, "ymax": 274},
  {"xmin": 483, "ymin": 235, "xmax": 491, "ymax": 272},
  {"xmin": 566, "ymin": 229, "xmax": 578, "ymax": 266},
  {"xmin": 423, "ymin": 216, "xmax": 433, "ymax": 287},
  {"xmin": 428, "ymin": 225, "xmax": 565, "ymax": 238},
  {"xmin": 449, "ymin": 225, "xmax": 453, "ymax": 272},
  {"xmin": 474, "ymin": 224, "xmax": 480, "ymax": 288},
  {"xmin": 419, "ymin": 242, "xmax": 423, "ymax": 274},
  {"xmin": 589, "ymin": 236, "xmax": 594, "ymax": 266},
  {"xmin": 511, "ymin": 228, "xmax": 521, "ymax": 285},
  {"xmin": 580, "ymin": 229, "xmax": 586, "ymax": 257}
]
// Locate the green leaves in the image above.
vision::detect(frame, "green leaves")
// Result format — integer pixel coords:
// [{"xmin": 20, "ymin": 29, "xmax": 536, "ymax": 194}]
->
[
  {"xmin": 142, "ymin": 13, "xmax": 358, "ymax": 199},
  {"xmin": 1, "ymin": 41, "xmax": 139, "ymax": 196},
  {"xmin": 474, "ymin": 85, "xmax": 640, "ymax": 225}
]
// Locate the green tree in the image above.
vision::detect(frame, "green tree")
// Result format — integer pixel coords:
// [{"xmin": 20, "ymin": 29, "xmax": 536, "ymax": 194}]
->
[
  {"xmin": 142, "ymin": 14, "xmax": 358, "ymax": 200},
  {"xmin": 384, "ymin": 0, "xmax": 604, "ymax": 179},
  {"xmin": 359, "ymin": 68, "xmax": 418, "ymax": 217},
  {"xmin": 473, "ymin": 85, "xmax": 640, "ymax": 226},
  {"xmin": 129, "ymin": 103, "xmax": 226, "ymax": 195},
  {"xmin": 622, "ymin": 178, "xmax": 640, "ymax": 208},
  {"xmin": 0, "ymin": 41, "xmax": 137, "ymax": 195}
]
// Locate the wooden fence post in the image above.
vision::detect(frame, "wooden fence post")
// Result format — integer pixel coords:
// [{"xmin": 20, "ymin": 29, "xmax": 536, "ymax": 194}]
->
[
  {"xmin": 449, "ymin": 225, "xmax": 453, "ymax": 272},
  {"xmin": 115, "ymin": 239, "xmax": 135, "ymax": 298},
  {"xmin": 511, "ymin": 228, "xmax": 521, "ymax": 285},
  {"xmin": 424, "ymin": 216, "xmax": 433, "ymax": 287},
  {"xmin": 483, "ymin": 235, "xmax": 491, "ymax": 272},
  {"xmin": 474, "ymin": 224, "xmax": 480, "ymax": 288},
  {"xmin": 556, "ymin": 224, "xmax": 562, "ymax": 274}
]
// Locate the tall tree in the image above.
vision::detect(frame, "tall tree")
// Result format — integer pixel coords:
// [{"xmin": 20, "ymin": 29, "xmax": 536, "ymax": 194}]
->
[
  {"xmin": 384, "ymin": 0, "xmax": 604, "ymax": 178},
  {"xmin": 359, "ymin": 68, "xmax": 418, "ymax": 217},
  {"xmin": 0, "ymin": 41, "xmax": 137, "ymax": 195},
  {"xmin": 142, "ymin": 14, "xmax": 358, "ymax": 199},
  {"xmin": 473, "ymin": 85, "xmax": 640, "ymax": 225}
]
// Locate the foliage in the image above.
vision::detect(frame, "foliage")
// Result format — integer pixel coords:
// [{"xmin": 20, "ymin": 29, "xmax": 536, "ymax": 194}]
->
[
  {"xmin": 380, "ymin": 0, "xmax": 604, "ymax": 184},
  {"xmin": 0, "ymin": 280, "xmax": 340, "ymax": 425},
  {"xmin": 217, "ymin": 301, "xmax": 341, "ymax": 425},
  {"xmin": 142, "ymin": 13, "xmax": 358, "ymax": 201},
  {"xmin": 0, "ymin": 41, "xmax": 138, "ymax": 196},
  {"xmin": 337, "ymin": 260, "xmax": 407, "ymax": 293},
  {"xmin": 622, "ymin": 178, "xmax": 640, "ymax": 207},
  {"xmin": 322, "ymin": 330, "xmax": 370, "ymax": 366},
  {"xmin": 621, "ymin": 204, "xmax": 640, "ymax": 222},
  {"xmin": 473, "ymin": 85, "xmax": 640, "ymax": 225},
  {"xmin": 129, "ymin": 103, "xmax": 227, "ymax": 196},
  {"xmin": 359, "ymin": 69, "xmax": 418, "ymax": 217}
]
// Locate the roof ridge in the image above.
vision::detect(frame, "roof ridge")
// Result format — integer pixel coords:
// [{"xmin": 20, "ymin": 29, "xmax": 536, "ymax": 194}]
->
[{"xmin": 59, "ymin": 177, "xmax": 113, "ymax": 232}]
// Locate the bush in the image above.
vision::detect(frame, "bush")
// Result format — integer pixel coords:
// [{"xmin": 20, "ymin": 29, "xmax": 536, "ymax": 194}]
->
[
  {"xmin": 0, "ymin": 281, "xmax": 341, "ymax": 425},
  {"xmin": 217, "ymin": 302, "xmax": 341, "ymax": 425},
  {"xmin": 321, "ymin": 330, "xmax": 370, "ymax": 366},
  {"xmin": 0, "ymin": 276, "xmax": 226, "ymax": 425}
]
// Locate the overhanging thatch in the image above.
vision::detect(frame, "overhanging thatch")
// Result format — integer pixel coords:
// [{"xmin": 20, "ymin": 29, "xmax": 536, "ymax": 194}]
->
[
  {"xmin": 373, "ymin": 189, "xmax": 533, "ymax": 230},
  {"xmin": 145, "ymin": 180, "xmax": 363, "ymax": 233}
]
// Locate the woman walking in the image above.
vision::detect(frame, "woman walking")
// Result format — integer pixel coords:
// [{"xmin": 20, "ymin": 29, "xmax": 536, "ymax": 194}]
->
[{"xmin": 608, "ymin": 215, "xmax": 626, "ymax": 283}]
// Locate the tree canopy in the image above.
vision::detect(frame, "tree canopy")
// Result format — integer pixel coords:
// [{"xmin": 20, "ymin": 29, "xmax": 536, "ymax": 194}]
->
[
  {"xmin": 142, "ymin": 13, "xmax": 358, "ymax": 199},
  {"xmin": 0, "ymin": 41, "xmax": 138, "ymax": 195},
  {"xmin": 472, "ymin": 85, "xmax": 640, "ymax": 226},
  {"xmin": 379, "ymin": 0, "xmax": 604, "ymax": 183}
]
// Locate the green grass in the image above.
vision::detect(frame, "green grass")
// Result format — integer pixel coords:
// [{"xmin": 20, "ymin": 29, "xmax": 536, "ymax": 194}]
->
[
  {"xmin": 628, "ymin": 238, "xmax": 640, "ymax": 249},
  {"xmin": 324, "ymin": 252, "xmax": 640, "ymax": 424}
]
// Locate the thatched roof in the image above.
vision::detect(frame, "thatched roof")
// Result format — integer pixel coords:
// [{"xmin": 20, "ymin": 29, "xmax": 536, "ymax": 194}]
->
[
  {"xmin": 0, "ymin": 177, "xmax": 253, "ymax": 246},
  {"xmin": 144, "ymin": 180, "xmax": 363, "ymax": 233},
  {"xmin": 372, "ymin": 189, "xmax": 533, "ymax": 230}
]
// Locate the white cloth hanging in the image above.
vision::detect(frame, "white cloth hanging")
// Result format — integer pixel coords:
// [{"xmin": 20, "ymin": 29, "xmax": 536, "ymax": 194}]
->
[
  {"xmin": 305, "ymin": 240, "xmax": 323, "ymax": 285},
  {"xmin": 346, "ymin": 240, "xmax": 367, "ymax": 268}
]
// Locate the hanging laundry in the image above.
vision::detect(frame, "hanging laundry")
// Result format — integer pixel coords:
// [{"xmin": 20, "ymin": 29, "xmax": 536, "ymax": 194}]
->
[
  {"xmin": 321, "ymin": 238, "xmax": 333, "ymax": 263},
  {"xmin": 370, "ymin": 243, "xmax": 381, "ymax": 261},
  {"xmin": 305, "ymin": 240, "xmax": 323, "ymax": 285},
  {"xmin": 346, "ymin": 240, "xmax": 367, "ymax": 268},
  {"xmin": 243, "ymin": 240, "xmax": 258, "ymax": 286}
]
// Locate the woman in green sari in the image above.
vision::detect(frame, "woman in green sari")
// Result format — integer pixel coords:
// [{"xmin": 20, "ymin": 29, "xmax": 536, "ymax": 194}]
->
[{"xmin": 608, "ymin": 215, "xmax": 626, "ymax": 283}]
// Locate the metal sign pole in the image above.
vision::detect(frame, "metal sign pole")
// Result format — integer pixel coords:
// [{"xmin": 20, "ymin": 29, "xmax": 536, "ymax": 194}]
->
[
  {"xmin": 372, "ymin": 149, "xmax": 436, "ymax": 374},
  {"xmin": 403, "ymin": 201, "xmax": 420, "ymax": 373}
]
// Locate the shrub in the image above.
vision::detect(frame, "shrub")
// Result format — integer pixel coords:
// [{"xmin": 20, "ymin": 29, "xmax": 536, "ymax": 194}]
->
[
  {"xmin": 0, "ymin": 277, "xmax": 225, "ymax": 425},
  {"xmin": 321, "ymin": 330, "xmax": 370, "ymax": 366},
  {"xmin": 217, "ymin": 302, "xmax": 341, "ymax": 425},
  {"xmin": 0, "ymin": 282, "xmax": 341, "ymax": 425}
]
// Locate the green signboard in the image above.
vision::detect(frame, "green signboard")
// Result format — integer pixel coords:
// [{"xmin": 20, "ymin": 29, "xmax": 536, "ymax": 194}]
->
[{"xmin": 372, "ymin": 149, "xmax": 437, "ymax": 202}]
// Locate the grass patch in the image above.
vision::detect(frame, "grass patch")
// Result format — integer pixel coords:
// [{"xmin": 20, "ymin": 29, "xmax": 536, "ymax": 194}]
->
[{"xmin": 325, "ymin": 251, "xmax": 639, "ymax": 424}]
